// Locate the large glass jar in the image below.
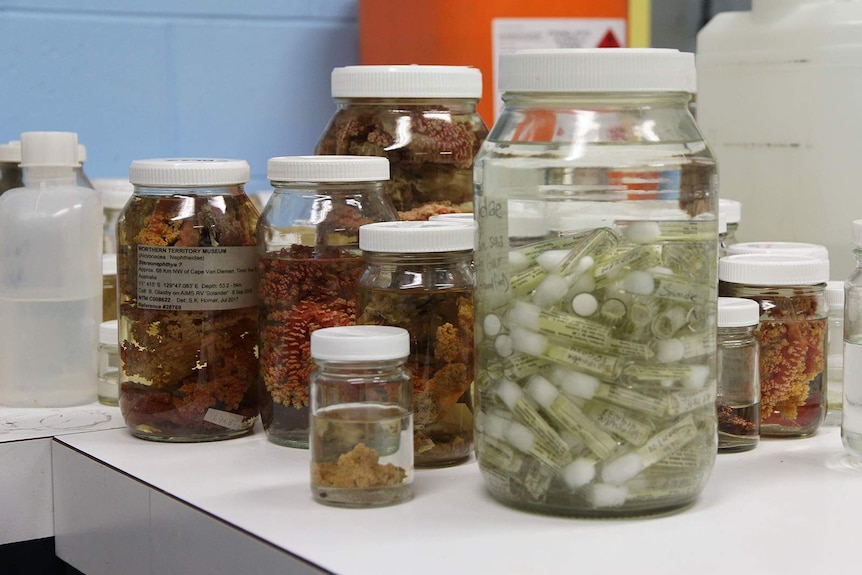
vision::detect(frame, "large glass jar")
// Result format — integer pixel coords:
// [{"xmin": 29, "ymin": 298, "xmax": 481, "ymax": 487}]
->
[
  {"xmin": 117, "ymin": 159, "xmax": 260, "ymax": 442},
  {"xmin": 315, "ymin": 65, "xmax": 488, "ymax": 219},
  {"xmin": 719, "ymin": 253, "xmax": 829, "ymax": 437},
  {"xmin": 357, "ymin": 221, "xmax": 475, "ymax": 467},
  {"xmin": 257, "ymin": 156, "xmax": 398, "ymax": 448},
  {"xmin": 473, "ymin": 49, "xmax": 718, "ymax": 517}
]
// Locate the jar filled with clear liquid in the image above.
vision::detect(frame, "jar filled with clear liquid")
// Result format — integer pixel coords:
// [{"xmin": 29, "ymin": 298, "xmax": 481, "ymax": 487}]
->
[
  {"xmin": 473, "ymin": 49, "xmax": 718, "ymax": 517},
  {"xmin": 843, "ymin": 221, "xmax": 862, "ymax": 460}
]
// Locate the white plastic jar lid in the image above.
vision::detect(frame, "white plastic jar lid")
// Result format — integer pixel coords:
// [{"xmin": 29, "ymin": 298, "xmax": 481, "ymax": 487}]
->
[
  {"xmin": 717, "ymin": 297, "xmax": 760, "ymax": 327},
  {"xmin": 129, "ymin": 159, "xmax": 250, "ymax": 187},
  {"xmin": 826, "ymin": 280, "xmax": 845, "ymax": 308},
  {"xmin": 331, "ymin": 65, "xmax": 482, "ymax": 98},
  {"xmin": 311, "ymin": 325, "xmax": 409, "ymax": 361},
  {"xmin": 0, "ymin": 140, "xmax": 21, "ymax": 163},
  {"xmin": 719, "ymin": 253, "xmax": 829, "ymax": 286},
  {"xmin": 498, "ymin": 48, "xmax": 696, "ymax": 93},
  {"xmin": 719, "ymin": 199, "xmax": 741, "ymax": 224},
  {"xmin": 267, "ymin": 155, "xmax": 389, "ymax": 183},
  {"xmin": 725, "ymin": 241, "xmax": 829, "ymax": 260},
  {"xmin": 99, "ymin": 320, "xmax": 118, "ymax": 346},
  {"xmin": 359, "ymin": 220, "xmax": 474, "ymax": 252}
]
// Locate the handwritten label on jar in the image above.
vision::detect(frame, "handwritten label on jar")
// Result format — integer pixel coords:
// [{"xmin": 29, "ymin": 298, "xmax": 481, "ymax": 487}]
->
[
  {"xmin": 137, "ymin": 245, "xmax": 257, "ymax": 311},
  {"xmin": 204, "ymin": 408, "xmax": 248, "ymax": 430}
]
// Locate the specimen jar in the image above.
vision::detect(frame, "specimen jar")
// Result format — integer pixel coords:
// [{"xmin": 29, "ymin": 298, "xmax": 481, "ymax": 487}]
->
[
  {"xmin": 718, "ymin": 199, "xmax": 741, "ymax": 248},
  {"xmin": 257, "ymin": 156, "xmax": 398, "ymax": 448},
  {"xmin": 716, "ymin": 297, "xmax": 760, "ymax": 452},
  {"xmin": 473, "ymin": 48, "xmax": 718, "ymax": 517},
  {"xmin": 315, "ymin": 65, "xmax": 488, "ymax": 218},
  {"xmin": 843, "ymin": 220, "xmax": 862, "ymax": 460},
  {"xmin": 357, "ymin": 220, "xmax": 475, "ymax": 467},
  {"xmin": 98, "ymin": 320, "xmax": 120, "ymax": 406},
  {"xmin": 117, "ymin": 159, "xmax": 260, "ymax": 442},
  {"xmin": 719, "ymin": 253, "xmax": 829, "ymax": 437},
  {"xmin": 310, "ymin": 325, "xmax": 413, "ymax": 508}
]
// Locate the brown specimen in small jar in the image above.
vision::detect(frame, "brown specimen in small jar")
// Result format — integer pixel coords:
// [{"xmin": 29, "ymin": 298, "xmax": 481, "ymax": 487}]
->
[{"xmin": 312, "ymin": 443, "xmax": 407, "ymax": 489}]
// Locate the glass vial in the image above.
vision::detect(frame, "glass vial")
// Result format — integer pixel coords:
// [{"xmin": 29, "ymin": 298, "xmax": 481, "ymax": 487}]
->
[
  {"xmin": 117, "ymin": 159, "xmax": 260, "ymax": 441},
  {"xmin": 357, "ymin": 221, "xmax": 476, "ymax": 467},
  {"xmin": 716, "ymin": 297, "xmax": 760, "ymax": 452},
  {"xmin": 310, "ymin": 325, "xmax": 413, "ymax": 508},
  {"xmin": 98, "ymin": 320, "xmax": 120, "ymax": 406},
  {"xmin": 825, "ymin": 280, "xmax": 844, "ymax": 426},
  {"xmin": 719, "ymin": 253, "xmax": 829, "ymax": 437},
  {"xmin": 257, "ymin": 156, "xmax": 398, "ymax": 448},
  {"xmin": 843, "ymin": 221, "xmax": 862, "ymax": 460}
]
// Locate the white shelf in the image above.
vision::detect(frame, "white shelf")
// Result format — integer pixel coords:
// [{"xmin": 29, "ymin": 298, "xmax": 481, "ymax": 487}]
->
[{"xmin": 52, "ymin": 424, "xmax": 862, "ymax": 575}]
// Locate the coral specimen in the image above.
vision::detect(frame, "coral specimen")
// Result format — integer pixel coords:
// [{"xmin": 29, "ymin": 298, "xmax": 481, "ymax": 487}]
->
[{"xmin": 312, "ymin": 443, "xmax": 406, "ymax": 488}]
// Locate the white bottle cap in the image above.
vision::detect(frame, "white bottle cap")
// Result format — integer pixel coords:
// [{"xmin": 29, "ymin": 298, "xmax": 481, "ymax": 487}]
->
[
  {"xmin": 826, "ymin": 280, "xmax": 845, "ymax": 308},
  {"xmin": 93, "ymin": 178, "xmax": 134, "ymax": 210},
  {"xmin": 719, "ymin": 211, "xmax": 728, "ymax": 235},
  {"xmin": 310, "ymin": 325, "xmax": 410, "ymax": 361},
  {"xmin": 102, "ymin": 254, "xmax": 117, "ymax": 276},
  {"xmin": 719, "ymin": 253, "xmax": 829, "ymax": 286},
  {"xmin": 20, "ymin": 131, "xmax": 79, "ymax": 167},
  {"xmin": 0, "ymin": 140, "xmax": 21, "ymax": 163},
  {"xmin": 719, "ymin": 199, "xmax": 742, "ymax": 224},
  {"xmin": 267, "ymin": 156, "xmax": 389, "ymax": 182},
  {"xmin": 99, "ymin": 320, "xmax": 119, "ymax": 346},
  {"xmin": 499, "ymin": 48, "xmax": 696, "ymax": 93},
  {"xmin": 717, "ymin": 297, "xmax": 760, "ymax": 327},
  {"xmin": 129, "ymin": 159, "xmax": 250, "ymax": 187},
  {"xmin": 725, "ymin": 241, "xmax": 829, "ymax": 261},
  {"xmin": 359, "ymin": 220, "xmax": 474, "ymax": 252},
  {"xmin": 331, "ymin": 65, "xmax": 482, "ymax": 98},
  {"xmin": 78, "ymin": 143, "xmax": 87, "ymax": 164}
]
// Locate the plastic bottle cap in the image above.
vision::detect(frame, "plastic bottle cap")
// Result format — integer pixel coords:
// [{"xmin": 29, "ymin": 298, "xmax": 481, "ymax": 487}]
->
[
  {"xmin": 718, "ymin": 211, "xmax": 728, "ymax": 235},
  {"xmin": 20, "ymin": 132, "xmax": 79, "ymax": 167},
  {"xmin": 310, "ymin": 325, "xmax": 410, "ymax": 361},
  {"xmin": 499, "ymin": 48, "xmax": 696, "ymax": 93},
  {"xmin": 78, "ymin": 143, "xmax": 87, "ymax": 164},
  {"xmin": 331, "ymin": 65, "xmax": 482, "ymax": 98},
  {"xmin": 93, "ymin": 178, "xmax": 134, "ymax": 210},
  {"xmin": 0, "ymin": 140, "xmax": 21, "ymax": 163},
  {"xmin": 359, "ymin": 220, "xmax": 474, "ymax": 252},
  {"xmin": 717, "ymin": 297, "xmax": 760, "ymax": 327},
  {"xmin": 129, "ymin": 159, "xmax": 250, "ymax": 187},
  {"xmin": 725, "ymin": 241, "xmax": 829, "ymax": 261},
  {"xmin": 719, "ymin": 199, "xmax": 742, "ymax": 224},
  {"xmin": 826, "ymin": 280, "xmax": 845, "ymax": 308},
  {"xmin": 267, "ymin": 155, "xmax": 389, "ymax": 182},
  {"xmin": 99, "ymin": 320, "xmax": 118, "ymax": 346},
  {"xmin": 102, "ymin": 254, "xmax": 117, "ymax": 276},
  {"xmin": 852, "ymin": 219, "xmax": 862, "ymax": 246},
  {"xmin": 719, "ymin": 253, "xmax": 829, "ymax": 285}
]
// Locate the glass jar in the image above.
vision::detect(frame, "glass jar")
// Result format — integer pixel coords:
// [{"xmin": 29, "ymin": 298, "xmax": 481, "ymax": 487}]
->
[
  {"xmin": 843, "ymin": 221, "xmax": 862, "ymax": 460},
  {"xmin": 98, "ymin": 320, "xmax": 120, "ymax": 406},
  {"xmin": 310, "ymin": 325, "xmax": 413, "ymax": 507},
  {"xmin": 473, "ymin": 49, "xmax": 718, "ymax": 517},
  {"xmin": 825, "ymin": 280, "xmax": 844, "ymax": 426},
  {"xmin": 257, "ymin": 156, "xmax": 398, "ymax": 448},
  {"xmin": 719, "ymin": 253, "xmax": 829, "ymax": 437},
  {"xmin": 718, "ymin": 199, "xmax": 741, "ymax": 247},
  {"xmin": 102, "ymin": 254, "xmax": 118, "ymax": 322},
  {"xmin": 117, "ymin": 159, "xmax": 260, "ymax": 442},
  {"xmin": 357, "ymin": 221, "xmax": 475, "ymax": 467},
  {"xmin": 0, "ymin": 140, "xmax": 23, "ymax": 195},
  {"xmin": 315, "ymin": 65, "xmax": 488, "ymax": 218},
  {"xmin": 94, "ymin": 178, "xmax": 134, "ymax": 254},
  {"xmin": 716, "ymin": 297, "xmax": 760, "ymax": 452}
]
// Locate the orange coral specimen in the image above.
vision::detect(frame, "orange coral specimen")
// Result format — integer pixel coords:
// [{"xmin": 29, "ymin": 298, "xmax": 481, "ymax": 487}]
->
[{"xmin": 312, "ymin": 443, "xmax": 406, "ymax": 488}]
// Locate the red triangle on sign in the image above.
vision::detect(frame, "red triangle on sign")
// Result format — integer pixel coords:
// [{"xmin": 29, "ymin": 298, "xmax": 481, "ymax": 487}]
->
[{"xmin": 598, "ymin": 29, "xmax": 621, "ymax": 48}]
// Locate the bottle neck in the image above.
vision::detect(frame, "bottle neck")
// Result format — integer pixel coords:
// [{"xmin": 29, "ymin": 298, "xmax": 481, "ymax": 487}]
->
[
  {"xmin": 335, "ymin": 97, "xmax": 478, "ymax": 114},
  {"xmin": 364, "ymin": 250, "xmax": 473, "ymax": 267},
  {"xmin": 22, "ymin": 165, "xmax": 78, "ymax": 186},
  {"xmin": 133, "ymin": 183, "xmax": 246, "ymax": 197},
  {"xmin": 315, "ymin": 359, "xmax": 407, "ymax": 378}
]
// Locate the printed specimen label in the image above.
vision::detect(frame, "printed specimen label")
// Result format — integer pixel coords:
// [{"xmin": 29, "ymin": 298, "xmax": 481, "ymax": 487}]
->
[{"xmin": 137, "ymin": 245, "xmax": 258, "ymax": 311}]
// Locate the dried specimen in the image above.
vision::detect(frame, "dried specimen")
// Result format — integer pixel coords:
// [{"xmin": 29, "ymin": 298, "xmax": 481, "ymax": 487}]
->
[{"xmin": 312, "ymin": 443, "xmax": 407, "ymax": 489}]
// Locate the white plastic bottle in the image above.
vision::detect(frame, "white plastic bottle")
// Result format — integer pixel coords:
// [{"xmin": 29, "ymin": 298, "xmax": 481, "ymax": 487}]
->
[{"xmin": 0, "ymin": 132, "xmax": 102, "ymax": 406}]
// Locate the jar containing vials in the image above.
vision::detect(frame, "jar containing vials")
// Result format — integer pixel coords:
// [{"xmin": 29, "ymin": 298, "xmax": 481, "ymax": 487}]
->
[
  {"xmin": 719, "ymin": 253, "xmax": 829, "ymax": 437},
  {"xmin": 98, "ymin": 320, "xmax": 120, "ymax": 406},
  {"xmin": 310, "ymin": 325, "xmax": 414, "ymax": 508},
  {"xmin": 716, "ymin": 297, "xmax": 760, "ymax": 452},
  {"xmin": 357, "ymin": 220, "xmax": 476, "ymax": 467},
  {"xmin": 473, "ymin": 48, "xmax": 718, "ymax": 517}
]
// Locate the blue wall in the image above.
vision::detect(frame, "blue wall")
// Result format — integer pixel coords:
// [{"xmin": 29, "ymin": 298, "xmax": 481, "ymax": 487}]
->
[{"xmin": 0, "ymin": 0, "xmax": 359, "ymax": 192}]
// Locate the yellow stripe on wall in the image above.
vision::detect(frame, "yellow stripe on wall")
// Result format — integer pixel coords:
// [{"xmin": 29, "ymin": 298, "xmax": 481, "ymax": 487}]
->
[{"xmin": 628, "ymin": 0, "xmax": 651, "ymax": 47}]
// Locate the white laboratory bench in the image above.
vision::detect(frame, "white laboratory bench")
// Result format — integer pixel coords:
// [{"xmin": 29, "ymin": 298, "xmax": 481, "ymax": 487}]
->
[{"xmin": 49, "ymin": 423, "xmax": 862, "ymax": 575}]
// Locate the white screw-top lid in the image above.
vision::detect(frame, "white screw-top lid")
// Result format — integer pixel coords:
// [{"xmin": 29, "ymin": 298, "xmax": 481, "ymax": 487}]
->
[
  {"xmin": 20, "ymin": 131, "xmax": 79, "ymax": 167},
  {"xmin": 268, "ymin": 156, "xmax": 389, "ymax": 182},
  {"xmin": 725, "ymin": 241, "xmax": 829, "ymax": 261},
  {"xmin": 129, "ymin": 159, "xmax": 250, "ymax": 187},
  {"xmin": 331, "ymin": 65, "xmax": 482, "ymax": 98},
  {"xmin": 826, "ymin": 280, "xmax": 845, "ymax": 308},
  {"xmin": 0, "ymin": 140, "xmax": 21, "ymax": 163},
  {"xmin": 94, "ymin": 178, "xmax": 134, "ymax": 210},
  {"xmin": 718, "ymin": 211, "xmax": 728, "ymax": 235},
  {"xmin": 499, "ymin": 48, "xmax": 696, "ymax": 93},
  {"xmin": 311, "ymin": 325, "xmax": 410, "ymax": 361},
  {"xmin": 102, "ymin": 254, "xmax": 117, "ymax": 276},
  {"xmin": 717, "ymin": 297, "xmax": 760, "ymax": 327},
  {"xmin": 99, "ymin": 320, "xmax": 118, "ymax": 346},
  {"xmin": 852, "ymin": 220, "xmax": 862, "ymax": 246},
  {"xmin": 719, "ymin": 253, "xmax": 829, "ymax": 285},
  {"xmin": 360, "ymin": 220, "xmax": 474, "ymax": 252},
  {"xmin": 719, "ymin": 199, "xmax": 742, "ymax": 224}
]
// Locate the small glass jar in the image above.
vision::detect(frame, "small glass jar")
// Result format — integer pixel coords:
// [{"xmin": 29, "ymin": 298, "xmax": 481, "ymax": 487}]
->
[
  {"xmin": 315, "ymin": 65, "xmax": 488, "ymax": 217},
  {"xmin": 257, "ymin": 156, "xmax": 398, "ymax": 448},
  {"xmin": 117, "ymin": 159, "xmax": 260, "ymax": 442},
  {"xmin": 0, "ymin": 140, "xmax": 23, "ymax": 195},
  {"xmin": 102, "ymin": 254, "xmax": 118, "ymax": 322},
  {"xmin": 843, "ymin": 221, "xmax": 862, "ymax": 460},
  {"xmin": 310, "ymin": 325, "xmax": 413, "ymax": 508},
  {"xmin": 825, "ymin": 280, "xmax": 844, "ymax": 426},
  {"xmin": 718, "ymin": 199, "xmax": 741, "ymax": 247},
  {"xmin": 716, "ymin": 297, "xmax": 760, "ymax": 452},
  {"xmin": 357, "ymin": 221, "xmax": 475, "ymax": 467},
  {"xmin": 94, "ymin": 178, "xmax": 134, "ymax": 254},
  {"xmin": 719, "ymin": 254, "xmax": 829, "ymax": 437},
  {"xmin": 98, "ymin": 320, "xmax": 120, "ymax": 406}
]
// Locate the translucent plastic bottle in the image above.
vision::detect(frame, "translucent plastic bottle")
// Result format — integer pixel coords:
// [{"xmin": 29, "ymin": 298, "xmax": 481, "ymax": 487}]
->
[
  {"xmin": 0, "ymin": 132, "xmax": 101, "ymax": 406},
  {"xmin": 473, "ymin": 49, "xmax": 718, "ymax": 517},
  {"xmin": 843, "ymin": 221, "xmax": 862, "ymax": 460}
]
